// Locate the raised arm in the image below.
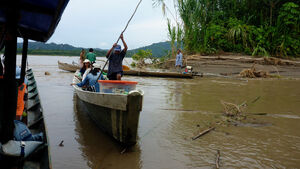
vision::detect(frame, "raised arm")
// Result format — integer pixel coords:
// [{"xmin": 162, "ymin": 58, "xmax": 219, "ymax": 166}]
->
[
  {"xmin": 120, "ymin": 33, "xmax": 128, "ymax": 53},
  {"xmin": 106, "ymin": 43, "xmax": 117, "ymax": 58}
]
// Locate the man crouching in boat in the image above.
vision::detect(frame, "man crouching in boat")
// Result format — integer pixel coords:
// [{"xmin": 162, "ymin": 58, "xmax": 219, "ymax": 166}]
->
[
  {"xmin": 106, "ymin": 33, "xmax": 128, "ymax": 80},
  {"xmin": 71, "ymin": 63, "xmax": 105, "ymax": 92}
]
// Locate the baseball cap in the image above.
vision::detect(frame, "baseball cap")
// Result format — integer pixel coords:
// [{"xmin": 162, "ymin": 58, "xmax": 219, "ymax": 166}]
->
[
  {"xmin": 83, "ymin": 59, "xmax": 91, "ymax": 63},
  {"xmin": 114, "ymin": 45, "xmax": 121, "ymax": 52},
  {"xmin": 93, "ymin": 63, "xmax": 101, "ymax": 69}
]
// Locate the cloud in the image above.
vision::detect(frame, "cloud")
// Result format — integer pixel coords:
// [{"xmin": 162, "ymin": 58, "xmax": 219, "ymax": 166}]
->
[
  {"xmin": 48, "ymin": 0, "xmax": 173, "ymax": 49},
  {"xmin": 98, "ymin": 42, "xmax": 109, "ymax": 49}
]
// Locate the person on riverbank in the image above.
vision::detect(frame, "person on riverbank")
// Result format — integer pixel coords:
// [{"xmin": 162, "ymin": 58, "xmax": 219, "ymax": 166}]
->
[
  {"xmin": 175, "ymin": 49, "xmax": 183, "ymax": 68},
  {"xmin": 71, "ymin": 63, "xmax": 104, "ymax": 92},
  {"xmin": 86, "ymin": 48, "xmax": 96, "ymax": 64},
  {"xmin": 106, "ymin": 33, "xmax": 128, "ymax": 80},
  {"xmin": 79, "ymin": 49, "xmax": 86, "ymax": 67}
]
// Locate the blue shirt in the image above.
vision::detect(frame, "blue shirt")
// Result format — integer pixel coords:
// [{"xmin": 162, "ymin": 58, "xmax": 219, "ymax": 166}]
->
[
  {"xmin": 175, "ymin": 53, "xmax": 183, "ymax": 66},
  {"xmin": 108, "ymin": 50, "xmax": 126, "ymax": 76},
  {"xmin": 76, "ymin": 72, "xmax": 104, "ymax": 92}
]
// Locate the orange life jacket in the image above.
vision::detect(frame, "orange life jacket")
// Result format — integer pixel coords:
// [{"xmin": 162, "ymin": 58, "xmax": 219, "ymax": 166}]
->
[{"xmin": 16, "ymin": 83, "xmax": 26, "ymax": 118}]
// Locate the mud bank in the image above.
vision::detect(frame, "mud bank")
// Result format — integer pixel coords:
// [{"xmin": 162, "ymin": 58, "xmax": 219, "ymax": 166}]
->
[{"xmin": 161, "ymin": 54, "xmax": 300, "ymax": 78}]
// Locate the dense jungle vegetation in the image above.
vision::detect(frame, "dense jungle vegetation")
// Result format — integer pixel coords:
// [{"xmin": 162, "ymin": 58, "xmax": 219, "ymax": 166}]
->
[{"xmin": 154, "ymin": 0, "xmax": 300, "ymax": 58}]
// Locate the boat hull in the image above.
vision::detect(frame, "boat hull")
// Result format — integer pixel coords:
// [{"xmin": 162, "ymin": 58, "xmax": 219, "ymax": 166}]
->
[
  {"xmin": 73, "ymin": 77, "xmax": 143, "ymax": 146},
  {"xmin": 58, "ymin": 61, "xmax": 80, "ymax": 72}
]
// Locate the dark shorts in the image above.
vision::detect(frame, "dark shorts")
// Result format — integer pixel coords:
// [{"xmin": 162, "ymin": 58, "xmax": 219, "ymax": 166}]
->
[{"xmin": 108, "ymin": 71, "xmax": 123, "ymax": 80}]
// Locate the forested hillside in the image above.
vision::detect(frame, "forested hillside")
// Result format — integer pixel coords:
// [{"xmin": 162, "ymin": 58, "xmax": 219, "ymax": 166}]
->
[
  {"xmin": 15, "ymin": 42, "xmax": 107, "ymax": 56},
  {"xmin": 127, "ymin": 42, "xmax": 171, "ymax": 57},
  {"xmin": 154, "ymin": 0, "xmax": 300, "ymax": 58},
  {"xmin": 9, "ymin": 41, "xmax": 171, "ymax": 57}
]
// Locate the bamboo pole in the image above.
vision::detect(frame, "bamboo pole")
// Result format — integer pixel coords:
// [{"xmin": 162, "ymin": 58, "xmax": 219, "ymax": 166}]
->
[
  {"xmin": 96, "ymin": 0, "xmax": 143, "ymax": 82},
  {"xmin": 192, "ymin": 127, "xmax": 215, "ymax": 140}
]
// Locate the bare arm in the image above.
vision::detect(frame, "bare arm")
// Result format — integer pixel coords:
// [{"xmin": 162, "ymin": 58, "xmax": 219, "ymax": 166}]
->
[
  {"xmin": 120, "ymin": 34, "xmax": 128, "ymax": 53},
  {"xmin": 106, "ymin": 43, "xmax": 117, "ymax": 58}
]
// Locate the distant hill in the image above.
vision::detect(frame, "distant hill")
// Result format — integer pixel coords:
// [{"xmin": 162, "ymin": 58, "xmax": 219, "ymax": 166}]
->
[
  {"xmin": 12, "ymin": 41, "xmax": 172, "ymax": 57},
  {"xmin": 15, "ymin": 42, "xmax": 107, "ymax": 56},
  {"xmin": 127, "ymin": 41, "xmax": 181, "ymax": 57},
  {"xmin": 17, "ymin": 42, "xmax": 80, "ymax": 50},
  {"xmin": 128, "ymin": 41, "xmax": 171, "ymax": 57}
]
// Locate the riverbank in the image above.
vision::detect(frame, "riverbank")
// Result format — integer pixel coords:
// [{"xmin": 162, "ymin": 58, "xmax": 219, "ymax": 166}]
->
[{"xmin": 159, "ymin": 54, "xmax": 300, "ymax": 78}]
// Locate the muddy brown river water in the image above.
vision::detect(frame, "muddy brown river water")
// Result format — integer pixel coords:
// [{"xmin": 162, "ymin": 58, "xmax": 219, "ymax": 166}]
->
[{"xmin": 23, "ymin": 56, "xmax": 300, "ymax": 168}]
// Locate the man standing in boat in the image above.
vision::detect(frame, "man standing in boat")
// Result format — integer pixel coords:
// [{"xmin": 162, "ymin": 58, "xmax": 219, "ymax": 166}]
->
[
  {"xmin": 106, "ymin": 33, "xmax": 128, "ymax": 80},
  {"xmin": 86, "ymin": 48, "xmax": 96, "ymax": 64}
]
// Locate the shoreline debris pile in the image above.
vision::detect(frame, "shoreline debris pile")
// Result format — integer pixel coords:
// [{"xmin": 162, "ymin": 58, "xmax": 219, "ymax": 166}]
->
[{"xmin": 239, "ymin": 64, "xmax": 269, "ymax": 78}]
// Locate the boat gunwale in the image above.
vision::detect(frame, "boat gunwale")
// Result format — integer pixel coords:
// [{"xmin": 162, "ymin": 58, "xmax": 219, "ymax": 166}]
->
[{"xmin": 72, "ymin": 76, "xmax": 144, "ymax": 111}]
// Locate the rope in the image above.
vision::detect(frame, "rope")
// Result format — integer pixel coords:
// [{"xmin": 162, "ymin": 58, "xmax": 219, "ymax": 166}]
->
[{"xmin": 96, "ymin": 0, "xmax": 143, "ymax": 82}]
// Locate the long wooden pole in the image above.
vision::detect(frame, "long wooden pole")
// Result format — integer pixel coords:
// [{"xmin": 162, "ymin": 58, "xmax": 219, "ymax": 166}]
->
[{"xmin": 96, "ymin": 0, "xmax": 143, "ymax": 82}]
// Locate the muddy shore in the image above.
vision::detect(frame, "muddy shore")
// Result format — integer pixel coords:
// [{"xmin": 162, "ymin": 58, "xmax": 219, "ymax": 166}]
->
[{"xmin": 160, "ymin": 54, "xmax": 300, "ymax": 78}]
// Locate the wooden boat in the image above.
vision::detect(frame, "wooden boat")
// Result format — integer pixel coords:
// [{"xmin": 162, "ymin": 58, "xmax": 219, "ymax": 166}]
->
[
  {"xmin": 58, "ymin": 60, "xmax": 192, "ymax": 78},
  {"xmin": 1, "ymin": 0, "xmax": 68, "ymax": 168},
  {"xmin": 122, "ymin": 70, "xmax": 193, "ymax": 78},
  {"xmin": 0, "ymin": 69, "xmax": 51, "ymax": 168},
  {"xmin": 72, "ymin": 75, "xmax": 143, "ymax": 146},
  {"xmin": 24, "ymin": 68, "xmax": 51, "ymax": 168},
  {"xmin": 58, "ymin": 61, "xmax": 80, "ymax": 72}
]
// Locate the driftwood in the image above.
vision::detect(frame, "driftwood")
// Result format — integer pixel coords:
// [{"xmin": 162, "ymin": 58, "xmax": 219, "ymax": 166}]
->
[
  {"xmin": 239, "ymin": 64, "xmax": 269, "ymax": 78},
  {"xmin": 221, "ymin": 100, "xmax": 247, "ymax": 117},
  {"xmin": 59, "ymin": 140, "xmax": 64, "ymax": 147},
  {"xmin": 192, "ymin": 127, "xmax": 215, "ymax": 140},
  {"xmin": 120, "ymin": 147, "xmax": 127, "ymax": 154},
  {"xmin": 186, "ymin": 55, "xmax": 300, "ymax": 66},
  {"xmin": 216, "ymin": 150, "xmax": 220, "ymax": 169}
]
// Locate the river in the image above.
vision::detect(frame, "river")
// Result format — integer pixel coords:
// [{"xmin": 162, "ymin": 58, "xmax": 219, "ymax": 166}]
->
[{"xmin": 23, "ymin": 55, "xmax": 300, "ymax": 168}]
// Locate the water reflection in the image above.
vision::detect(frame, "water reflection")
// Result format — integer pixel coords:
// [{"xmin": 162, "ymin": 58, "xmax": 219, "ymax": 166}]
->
[
  {"xmin": 72, "ymin": 94, "xmax": 141, "ymax": 169},
  {"xmin": 165, "ymin": 78, "xmax": 300, "ymax": 168}
]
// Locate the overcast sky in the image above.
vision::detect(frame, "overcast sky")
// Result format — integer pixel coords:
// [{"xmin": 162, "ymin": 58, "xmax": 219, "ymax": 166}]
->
[{"xmin": 48, "ymin": 0, "xmax": 175, "ymax": 49}]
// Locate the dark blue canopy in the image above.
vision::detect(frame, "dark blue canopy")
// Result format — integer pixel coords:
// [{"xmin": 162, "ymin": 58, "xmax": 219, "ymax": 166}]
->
[{"xmin": 0, "ymin": 0, "xmax": 70, "ymax": 42}]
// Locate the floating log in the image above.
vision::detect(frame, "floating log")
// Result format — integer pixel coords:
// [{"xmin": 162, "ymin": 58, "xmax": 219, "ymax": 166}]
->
[
  {"xmin": 123, "ymin": 70, "xmax": 193, "ymax": 78},
  {"xmin": 216, "ymin": 150, "xmax": 220, "ymax": 169},
  {"xmin": 192, "ymin": 127, "xmax": 215, "ymax": 140}
]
